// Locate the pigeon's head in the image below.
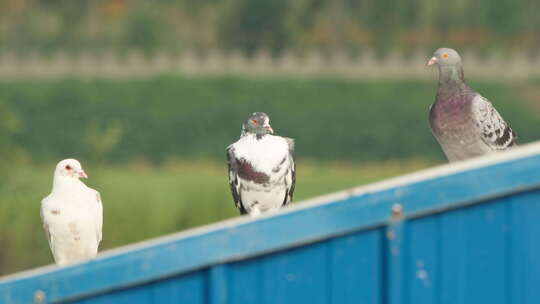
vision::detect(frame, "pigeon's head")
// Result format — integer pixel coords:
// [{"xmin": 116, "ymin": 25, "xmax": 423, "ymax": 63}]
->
[
  {"xmin": 427, "ymin": 48, "xmax": 462, "ymax": 67},
  {"xmin": 242, "ymin": 112, "xmax": 274, "ymax": 136},
  {"xmin": 55, "ymin": 159, "xmax": 88, "ymax": 179}
]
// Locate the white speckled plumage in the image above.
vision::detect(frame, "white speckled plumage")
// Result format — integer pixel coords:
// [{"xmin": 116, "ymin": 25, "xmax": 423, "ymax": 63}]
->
[
  {"xmin": 41, "ymin": 159, "xmax": 103, "ymax": 266},
  {"xmin": 227, "ymin": 112, "xmax": 295, "ymax": 216},
  {"xmin": 471, "ymin": 95, "xmax": 516, "ymax": 150},
  {"xmin": 232, "ymin": 134, "xmax": 291, "ymax": 175}
]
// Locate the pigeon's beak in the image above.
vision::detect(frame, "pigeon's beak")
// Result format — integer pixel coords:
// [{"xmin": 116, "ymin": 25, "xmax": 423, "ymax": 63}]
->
[
  {"xmin": 427, "ymin": 57, "xmax": 438, "ymax": 66},
  {"xmin": 78, "ymin": 170, "xmax": 88, "ymax": 179},
  {"xmin": 264, "ymin": 124, "xmax": 274, "ymax": 134}
]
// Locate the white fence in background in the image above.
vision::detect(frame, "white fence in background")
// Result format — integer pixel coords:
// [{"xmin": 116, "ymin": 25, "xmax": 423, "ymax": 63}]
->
[{"xmin": 1, "ymin": 49, "xmax": 539, "ymax": 80}]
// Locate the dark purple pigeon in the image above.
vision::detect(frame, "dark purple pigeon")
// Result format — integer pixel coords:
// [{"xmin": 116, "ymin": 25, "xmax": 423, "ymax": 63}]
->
[{"xmin": 427, "ymin": 47, "xmax": 517, "ymax": 162}]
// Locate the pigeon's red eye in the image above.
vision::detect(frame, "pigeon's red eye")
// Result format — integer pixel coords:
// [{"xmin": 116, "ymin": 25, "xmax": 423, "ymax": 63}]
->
[
  {"xmin": 442, "ymin": 53, "xmax": 449, "ymax": 59},
  {"xmin": 65, "ymin": 165, "xmax": 72, "ymax": 170},
  {"xmin": 251, "ymin": 119, "xmax": 258, "ymax": 124}
]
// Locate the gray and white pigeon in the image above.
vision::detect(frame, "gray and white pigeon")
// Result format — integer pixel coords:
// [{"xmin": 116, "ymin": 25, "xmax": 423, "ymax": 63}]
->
[
  {"xmin": 227, "ymin": 112, "xmax": 295, "ymax": 216},
  {"xmin": 427, "ymin": 47, "xmax": 517, "ymax": 162},
  {"xmin": 40, "ymin": 159, "xmax": 103, "ymax": 265}
]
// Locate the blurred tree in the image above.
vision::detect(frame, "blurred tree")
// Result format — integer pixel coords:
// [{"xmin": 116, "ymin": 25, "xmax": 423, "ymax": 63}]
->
[
  {"xmin": 369, "ymin": 0, "xmax": 399, "ymax": 55},
  {"xmin": 126, "ymin": 5, "xmax": 162, "ymax": 55},
  {"xmin": 0, "ymin": 0, "xmax": 539, "ymax": 59},
  {"xmin": 40, "ymin": 0, "xmax": 90, "ymax": 52},
  {"xmin": 218, "ymin": 0, "xmax": 291, "ymax": 56},
  {"xmin": 102, "ymin": 0, "xmax": 126, "ymax": 17}
]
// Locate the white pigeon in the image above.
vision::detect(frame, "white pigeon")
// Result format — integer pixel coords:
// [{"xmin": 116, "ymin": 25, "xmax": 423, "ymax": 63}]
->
[
  {"xmin": 41, "ymin": 159, "xmax": 103, "ymax": 266},
  {"xmin": 227, "ymin": 112, "xmax": 296, "ymax": 216}
]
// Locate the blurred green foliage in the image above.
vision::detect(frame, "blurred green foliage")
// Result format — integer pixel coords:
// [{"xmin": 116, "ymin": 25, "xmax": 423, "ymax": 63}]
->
[
  {"xmin": 0, "ymin": 100, "xmax": 19, "ymax": 143},
  {"xmin": 85, "ymin": 120, "xmax": 125, "ymax": 164},
  {"xmin": 0, "ymin": 99, "xmax": 23, "ymax": 176},
  {"xmin": 0, "ymin": 76, "xmax": 538, "ymax": 164},
  {"xmin": 0, "ymin": 0, "xmax": 539, "ymax": 55}
]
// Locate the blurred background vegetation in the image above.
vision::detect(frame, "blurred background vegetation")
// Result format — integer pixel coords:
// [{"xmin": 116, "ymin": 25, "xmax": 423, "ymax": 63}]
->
[
  {"xmin": 1, "ymin": 0, "xmax": 540, "ymax": 56},
  {"xmin": 1, "ymin": 0, "xmax": 540, "ymax": 275}
]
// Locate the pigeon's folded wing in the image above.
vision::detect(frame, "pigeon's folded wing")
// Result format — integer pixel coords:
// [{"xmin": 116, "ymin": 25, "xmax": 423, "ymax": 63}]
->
[
  {"xmin": 94, "ymin": 191, "xmax": 103, "ymax": 243},
  {"xmin": 40, "ymin": 205, "xmax": 54, "ymax": 250},
  {"xmin": 226, "ymin": 145, "xmax": 247, "ymax": 215},
  {"xmin": 471, "ymin": 95, "xmax": 517, "ymax": 150},
  {"xmin": 40, "ymin": 197, "xmax": 62, "ymax": 259},
  {"xmin": 283, "ymin": 138, "xmax": 296, "ymax": 206}
]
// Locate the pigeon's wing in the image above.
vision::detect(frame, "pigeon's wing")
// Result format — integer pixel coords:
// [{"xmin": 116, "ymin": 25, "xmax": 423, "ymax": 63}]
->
[
  {"xmin": 40, "ymin": 197, "xmax": 60, "ymax": 260},
  {"xmin": 282, "ymin": 138, "xmax": 296, "ymax": 206},
  {"xmin": 78, "ymin": 187, "xmax": 103, "ymax": 249},
  {"xmin": 94, "ymin": 191, "xmax": 103, "ymax": 243},
  {"xmin": 471, "ymin": 95, "xmax": 517, "ymax": 151},
  {"xmin": 40, "ymin": 203, "xmax": 54, "ymax": 251},
  {"xmin": 226, "ymin": 145, "xmax": 248, "ymax": 215}
]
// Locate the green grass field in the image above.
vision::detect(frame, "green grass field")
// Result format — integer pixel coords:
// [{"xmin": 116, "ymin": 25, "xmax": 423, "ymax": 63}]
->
[{"xmin": 0, "ymin": 159, "xmax": 435, "ymax": 275}]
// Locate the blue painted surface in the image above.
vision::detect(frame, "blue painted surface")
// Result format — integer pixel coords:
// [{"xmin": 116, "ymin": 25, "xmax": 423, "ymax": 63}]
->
[
  {"xmin": 328, "ymin": 230, "xmax": 382, "ymax": 304},
  {"xmin": 2, "ymin": 146, "xmax": 540, "ymax": 303},
  {"xmin": 387, "ymin": 219, "xmax": 405, "ymax": 304}
]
